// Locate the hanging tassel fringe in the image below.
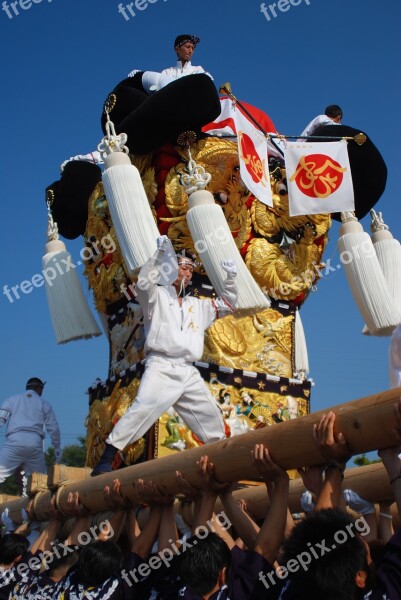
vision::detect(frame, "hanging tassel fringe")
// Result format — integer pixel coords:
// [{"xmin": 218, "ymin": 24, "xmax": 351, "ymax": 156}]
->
[
  {"xmin": 99, "ymin": 118, "xmax": 159, "ymax": 277},
  {"xmin": 362, "ymin": 210, "xmax": 401, "ymax": 336},
  {"xmin": 294, "ymin": 309, "xmax": 309, "ymax": 379},
  {"xmin": 186, "ymin": 190, "xmax": 270, "ymax": 310},
  {"xmin": 338, "ymin": 212, "xmax": 401, "ymax": 336},
  {"xmin": 42, "ymin": 213, "xmax": 101, "ymax": 344}
]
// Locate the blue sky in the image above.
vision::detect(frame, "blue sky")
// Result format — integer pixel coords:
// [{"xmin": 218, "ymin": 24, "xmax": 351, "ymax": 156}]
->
[{"xmin": 0, "ymin": 0, "xmax": 400, "ymax": 453}]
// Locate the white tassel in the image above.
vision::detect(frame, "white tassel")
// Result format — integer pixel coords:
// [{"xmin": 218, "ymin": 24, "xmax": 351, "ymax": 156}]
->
[
  {"xmin": 42, "ymin": 213, "xmax": 101, "ymax": 344},
  {"xmin": 102, "ymin": 153, "xmax": 159, "ymax": 276},
  {"xmin": 294, "ymin": 309, "xmax": 309, "ymax": 379},
  {"xmin": 99, "ymin": 117, "xmax": 159, "ymax": 277},
  {"xmin": 362, "ymin": 210, "xmax": 401, "ymax": 336},
  {"xmin": 186, "ymin": 190, "xmax": 270, "ymax": 310},
  {"xmin": 338, "ymin": 212, "xmax": 401, "ymax": 335}
]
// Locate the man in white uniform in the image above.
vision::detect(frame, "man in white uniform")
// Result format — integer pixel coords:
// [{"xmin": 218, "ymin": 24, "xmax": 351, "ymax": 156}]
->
[
  {"xmin": 300, "ymin": 104, "xmax": 343, "ymax": 137},
  {"xmin": 0, "ymin": 378, "xmax": 61, "ymax": 484},
  {"xmin": 132, "ymin": 34, "xmax": 213, "ymax": 94},
  {"xmin": 91, "ymin": 236, "xmax": 238, "ymax": 475}
]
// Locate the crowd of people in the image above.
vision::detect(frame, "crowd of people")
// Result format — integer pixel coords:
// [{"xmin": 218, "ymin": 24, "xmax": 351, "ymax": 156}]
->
[{"xmin": 0, "ymin": 406, "xmax": 400, "ymax": 599}]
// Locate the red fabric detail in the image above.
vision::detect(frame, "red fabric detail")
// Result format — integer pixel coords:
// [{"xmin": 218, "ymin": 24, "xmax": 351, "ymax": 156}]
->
[
  {"xmin": 112, "ymin": 453, "xmax": 123, "ymax": 470},
  {"xmin": 224, "ymin": 421, "xmax": 231, "ymax": 438},
  {"xmin": 293, "ymin": 292, "xmax": 306, "ymax": 305},
  {"xmin": 191, "ymin": 432, "xmax": 205, "ymax": 446},
  {"xmin": 100, "ymin": 253, "xmax": 114, "ymax": 268},
  {"xmin": 154, "ymin": 188, "xmax": 166, "ymax": 210},
  {"xmin": 156, "ymin": 204, "xmax": 172, "ymax": 219},
  {"xmin": 153, "ymin": 145, "xmax": 181, "ymax": 171},
  {"xmin": 202, "ymin": 96, "xmax": 277, "ymax": 135},
  {"xmin": 156, "ymin": 169, "xmax": 171, "ymax": 186},
  {"xmin": 238, "ymin": 100, "xmax": 277, "ymax": 134},
  {"xmin": 158, "ymin": 221, "xmax": 170, "ymax": 235},
  {"xmin": 202, "ymin": 116, "xmax": 236, "ymax": 134},
  {"xmin": 246, "ymin": 195, "xmax": 257, "ymax": 209},
  {"xmin": 314, "ymin": 235, "xmax": 325, "ymax": 248}
]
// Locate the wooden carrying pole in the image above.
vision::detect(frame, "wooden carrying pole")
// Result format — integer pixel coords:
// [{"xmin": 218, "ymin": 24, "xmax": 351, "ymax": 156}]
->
[
  {"xmin": 52, "ymin": 386, "xmax": 401, "ymax": 516},
  {"xmin": 1, "ymin": 462, "xmax": 395, "ymax": 524},
  {"xmin": 213, "ymin": 462, "xmax": 394, "ymax": 519},
  {"xmin": 0, "ymin": 388, "xmax": 399, "ymax": 520}
]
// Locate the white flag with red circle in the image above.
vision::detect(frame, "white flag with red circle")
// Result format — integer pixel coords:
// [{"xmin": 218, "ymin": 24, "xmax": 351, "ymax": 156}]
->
[
  {"xmin": 285, "ymin": 140, "xmax": 355, "ymax": 216},
  {"xmin": 233, "ymin": 106, "xmax": 273, "ymax": 207}
]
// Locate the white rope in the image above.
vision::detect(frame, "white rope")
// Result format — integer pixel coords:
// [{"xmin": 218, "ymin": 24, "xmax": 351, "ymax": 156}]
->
[
  {"xmin": 180, "ymin": 148, "xmax": 211, "ymax": 195},
  {"xmin": 97, "ymin": 113, "xmax": 129, "ymax": 158},
  {"xmin": 46, "ymin": 204, "xmax": 59, "ymax": 242}
]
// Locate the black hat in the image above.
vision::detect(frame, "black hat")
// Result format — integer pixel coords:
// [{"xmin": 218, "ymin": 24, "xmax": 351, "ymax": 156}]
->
[
  {"xmin": 26, "ymin": 377, "xmax": 46, "ymax": 389},
  {"xmin": 308, "ymin": 124, "xmax": 387, "ymax": 220},
  {"xmin": 115, "ymin": 73, "xmax": 221, "ymax": 155},
  {"xmin": 174, "ymin": 35, "xmax": 200, "ymax": 48},
  {"xmin": 46, "ymin": 161, "xmax": 102, "ymax": 240}
]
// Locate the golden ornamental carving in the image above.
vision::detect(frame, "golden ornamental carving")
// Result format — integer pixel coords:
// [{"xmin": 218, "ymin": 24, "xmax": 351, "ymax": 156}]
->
[
  {"xmin": 84, "ymin": 183, "xmax": 131, "ymax": 313},
  {"xmin": 203, "ymin": 308, "xmax": 293, "ymax": 377},
  {"xmin": 221, "ymin": 180, "xmax": 252, "ymax": 250},
  {"xmin": 156, "ymin": 385, "xmax": 309, "ymax": 457},
  {"xmin": 245, "ymin": 237, "xmax": 322, "ymax": 301},
  {"xmin": 251, "ymin": 195, "xmax": 331, "ymax": 241}
]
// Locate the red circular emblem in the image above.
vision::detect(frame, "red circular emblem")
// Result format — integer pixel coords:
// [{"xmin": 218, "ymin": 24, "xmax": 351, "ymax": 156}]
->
[{"xmin": 290, "ymin": 154, "xmax": 346, "ymax": 198}]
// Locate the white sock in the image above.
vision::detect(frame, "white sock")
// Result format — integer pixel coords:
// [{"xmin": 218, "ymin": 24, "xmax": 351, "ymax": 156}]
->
[
  {"xmin": 300, "ymin": 491, "xmax": 315, "ymax": 513},
  {"xmin": 343, "ymin": 489, "xmax": 375, "ymax": 515}
]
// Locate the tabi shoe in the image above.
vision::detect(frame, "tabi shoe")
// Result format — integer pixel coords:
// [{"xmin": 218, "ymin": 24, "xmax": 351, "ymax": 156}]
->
[
  {"xmin": 91, "ymin": 443, "xmax": 118, "ymax": 477},
  {"xmin": 343, "ymin": 489, "xmax": 375, "ymax": 515}
]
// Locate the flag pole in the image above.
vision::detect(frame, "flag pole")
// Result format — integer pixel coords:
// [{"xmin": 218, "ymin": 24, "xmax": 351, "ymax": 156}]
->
[
  {"xmin": 219, "ymin": 82, "xmax": 285, "ymax": 156},
  {"xmin": 219, "ymin": 83, "xmax": 367, "ymax": 147}
]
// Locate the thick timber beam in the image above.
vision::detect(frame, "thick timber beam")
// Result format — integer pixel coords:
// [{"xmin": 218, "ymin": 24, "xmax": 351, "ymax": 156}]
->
[
  {"xmin": 55, "ymin": 386, "xmax": 401, "ymax": 515},
  {"xmin": 1, "ymin": 388, "xmax": 400, "ymax": 520}
]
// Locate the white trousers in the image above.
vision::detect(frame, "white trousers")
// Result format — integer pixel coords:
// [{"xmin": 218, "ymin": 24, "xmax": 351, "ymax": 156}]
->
[
  {"xmin": 108, "ymin": 355, "xmax": 225, "ymax": 450},
  {"xmin": 0, "ymin": 433, "xmax": 46, "ymax": 483}
]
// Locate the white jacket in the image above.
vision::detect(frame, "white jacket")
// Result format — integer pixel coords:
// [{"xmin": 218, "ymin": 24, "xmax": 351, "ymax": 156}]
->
[{"xmin": 135, "ymin": 250, "xmax": 237, "ymax": 362}]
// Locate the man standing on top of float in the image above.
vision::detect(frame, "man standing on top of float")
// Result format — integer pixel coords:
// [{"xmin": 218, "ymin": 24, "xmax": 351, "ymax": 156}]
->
[
  {"xmin": 91, "ymin": 235, "xmax": 238, "ymax": 476},
  {"xmin": 300, "ymin": 104, "xmax": 343, "ymax": 137},
  {"xmin": 134, "ymin": 34, "xmax": 213, "ymax": 93}
]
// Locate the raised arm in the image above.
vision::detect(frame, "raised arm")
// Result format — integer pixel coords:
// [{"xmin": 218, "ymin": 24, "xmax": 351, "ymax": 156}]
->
[
  {"xmin": 219, "ymin": 487, "xmax": 260, "ymax": 551},
  {"xmin": 252, "ymin": 443, "xmax": 289, "ymax": 565},
  {"xmin": 133, "ymin": 479, "xmax": 163, "ymax": 559},
  {"xmin": 135, "ymin": 236, "xmax": 178, "ymax": 305},
  {"xmin": 312, "ymin": 412, "xmax": 351, "ymax": 510},
  {"xmin": 63, "ymin": 492, "xmax": 92, "ymax": 547}
]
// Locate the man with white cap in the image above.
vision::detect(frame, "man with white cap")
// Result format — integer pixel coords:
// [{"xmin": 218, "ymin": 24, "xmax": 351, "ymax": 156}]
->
[
  {"xmin": 92, "ymin": 236, "xmax": 238, "ymax": 476},
  {"xmin": 0, "ymin": 378, "xmax": 61, "ymax": 486}
]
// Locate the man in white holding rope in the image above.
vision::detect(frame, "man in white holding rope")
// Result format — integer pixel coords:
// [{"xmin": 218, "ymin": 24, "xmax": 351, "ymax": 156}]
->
[{"xmin": 91, "ymin": 236, "xmax": 238, "ymax": 476}]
